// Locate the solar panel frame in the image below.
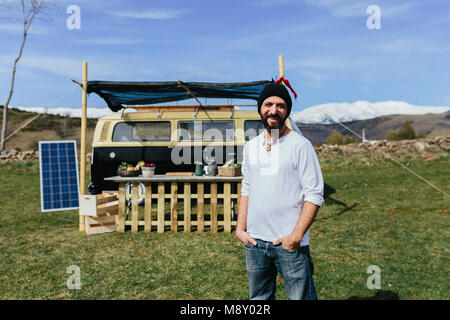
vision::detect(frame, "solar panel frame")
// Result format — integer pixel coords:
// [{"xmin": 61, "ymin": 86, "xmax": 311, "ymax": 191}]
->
[{"xmin": 39, "ymin": 140, "xmax": 80, "ymax": 212}]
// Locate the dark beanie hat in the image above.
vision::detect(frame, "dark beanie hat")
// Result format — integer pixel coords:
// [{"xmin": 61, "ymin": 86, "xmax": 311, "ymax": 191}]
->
[{"xmin": 257, "ymin": 83, "xmax": 292, "ymax": 116}]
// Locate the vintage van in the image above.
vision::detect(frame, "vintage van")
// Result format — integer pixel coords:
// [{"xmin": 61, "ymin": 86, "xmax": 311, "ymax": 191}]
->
[{"xmin": 88, "ymin": 107, "xmax": 298, "ymax": 194}]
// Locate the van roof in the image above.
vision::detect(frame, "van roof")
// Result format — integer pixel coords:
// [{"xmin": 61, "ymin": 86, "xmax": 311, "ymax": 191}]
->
[{"xmin": 98, "ymin": 109, "xmax": 262, "ymax": 121}]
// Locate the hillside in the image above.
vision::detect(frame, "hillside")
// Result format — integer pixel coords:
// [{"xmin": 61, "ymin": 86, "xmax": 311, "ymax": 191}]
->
[
  {"xmin": 1, "ymin": 106, "xmax": 449, "ymax": 151},
  {"xmin": 0, "ymin": 107, "xmax": 97, "ymax": 152},
  {"xmin": 298, "ymin": 111, "xmax": 450, "ymax": 145}
]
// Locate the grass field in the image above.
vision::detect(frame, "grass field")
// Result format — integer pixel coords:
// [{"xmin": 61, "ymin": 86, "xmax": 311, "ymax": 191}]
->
[{"xmin": 0, "ymin": 151, "xmax": 448, "ymax": 300}]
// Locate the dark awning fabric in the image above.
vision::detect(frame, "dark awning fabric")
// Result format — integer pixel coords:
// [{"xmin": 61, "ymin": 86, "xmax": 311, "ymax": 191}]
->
[{"xmin": 87, "ymin": 80, "xmax": 273, "ymax": 112}]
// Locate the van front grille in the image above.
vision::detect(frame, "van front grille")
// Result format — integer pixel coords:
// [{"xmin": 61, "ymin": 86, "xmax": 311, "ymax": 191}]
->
[{"xmin": 99, "ymin": 122, "xmax": 111, "ymax": 142}]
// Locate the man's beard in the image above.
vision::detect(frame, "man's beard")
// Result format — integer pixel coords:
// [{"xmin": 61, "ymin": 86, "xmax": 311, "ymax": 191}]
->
[{"xmin": 261, "ymin": 113, "xmax": 287, "ymax": 134}]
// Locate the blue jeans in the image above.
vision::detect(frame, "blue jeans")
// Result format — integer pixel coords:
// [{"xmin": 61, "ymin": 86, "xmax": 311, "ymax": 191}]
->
[{"xmin": 245, "ymin": 239, "xmax": 318, "ymax": 300}]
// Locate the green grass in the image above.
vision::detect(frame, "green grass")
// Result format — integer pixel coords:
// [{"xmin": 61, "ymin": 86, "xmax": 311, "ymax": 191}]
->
[{"xmin": 0, "ymin": 152, "xmax": 449, "ymax": 300}]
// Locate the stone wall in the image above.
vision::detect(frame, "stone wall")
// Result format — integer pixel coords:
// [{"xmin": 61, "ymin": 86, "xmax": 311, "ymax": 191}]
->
[
  {"xmin": 0, "ymin": 136, "xmax": 448, "ymax": 162},
  {"xmin": 0, "ymin": 150, "xmax": 92, "ymax": 162},
  {"xmin": 315, "ymin": 136, "xmax": 449, "ymax": 154}
]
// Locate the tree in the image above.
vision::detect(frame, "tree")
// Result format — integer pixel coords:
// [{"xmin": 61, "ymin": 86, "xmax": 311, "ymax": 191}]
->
[
  {"xmin": 0, "ymin": 0, "xmax": 52, "ymax": 151},
  {"xmin": 326, "ymin": 130, "xmax": 357, "ymax": 145},
  {"xmin": 385, "ymin": 121, "xmax": 416, "ymax": 141}
]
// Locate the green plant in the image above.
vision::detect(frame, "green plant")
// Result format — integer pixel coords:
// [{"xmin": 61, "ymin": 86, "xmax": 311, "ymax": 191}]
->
[
  {"xmin": 27, "ymin": 139, "xmax": 40, "ymax": 151},
  {"xmin": 326, "ymin": 130, "xmax": 357, "ymax": 145},
  {"xmin": 385, "ymin": 122, "xmax": 416, "ymax": 141}
]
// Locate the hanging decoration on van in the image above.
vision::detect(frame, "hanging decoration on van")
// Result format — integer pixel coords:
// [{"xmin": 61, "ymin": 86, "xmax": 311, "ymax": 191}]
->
[{"xmin": 86, "ymin": 80, "xmax": 273, "ymax": 112}]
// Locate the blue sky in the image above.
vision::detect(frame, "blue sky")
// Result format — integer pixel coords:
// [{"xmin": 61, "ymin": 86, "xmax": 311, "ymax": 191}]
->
[{"xmin": 1, "ymin": 0, "xmax": 450, "ymax": 113}]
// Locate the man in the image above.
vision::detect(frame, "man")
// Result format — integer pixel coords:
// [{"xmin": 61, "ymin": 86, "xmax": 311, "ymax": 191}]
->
[{"xmin": 236, "ymin": 83, "xmax": 324, "ymax": 300}]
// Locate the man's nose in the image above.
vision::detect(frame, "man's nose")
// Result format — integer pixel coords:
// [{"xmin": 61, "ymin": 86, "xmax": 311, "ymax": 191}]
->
[{"xmin": 267, "ymin": 105, "xmax": 278, "ymax": 114}]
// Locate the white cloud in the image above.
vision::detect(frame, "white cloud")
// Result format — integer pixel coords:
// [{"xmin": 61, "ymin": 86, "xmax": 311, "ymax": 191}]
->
[
  {"xmin": 0, "ymin": 23, "xmax": 49, "ymax": 35},
  {"xmin": 109, "ymin": 8, "xmax": 188, "ymax": 19},
  {"xmin": 291, "ymin": 57, "xmax": 343, "ymax": 70},
  {"xmin": 250, "ymin": 0, "xmax": 301, "ymax": 7},
  {"xmin": 77, "ymin": 38, "xmax": 143, "ymax": 45},
  {"xmin": 372, "ymin": 38, "xmax": 450, "ymax": 54},
  {"xmin": 19, "ymin": 55, "xmax": 82, "ymax": 77},
  {"xmin": 305, "ymin": 0, "xmax": 417, "ymax": 18},
  {"xmin": 0, "ymin": 54, "xmax": 135, "ymax": 79}
]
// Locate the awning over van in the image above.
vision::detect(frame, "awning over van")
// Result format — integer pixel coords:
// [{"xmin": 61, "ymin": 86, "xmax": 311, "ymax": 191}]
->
[{"xmin": 87, "ymin": 80, "xmax": 273, "ymax": 112}]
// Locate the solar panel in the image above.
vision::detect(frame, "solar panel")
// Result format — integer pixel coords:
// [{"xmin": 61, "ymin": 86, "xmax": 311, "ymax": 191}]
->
[{"xmin": 39, "ymin": 141, "xmax": 80, "ymax": 212}]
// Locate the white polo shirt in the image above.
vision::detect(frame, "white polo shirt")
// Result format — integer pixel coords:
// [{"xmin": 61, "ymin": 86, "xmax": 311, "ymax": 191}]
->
[{"xmin": 240, "ymin": 130, "xmax": 324, "ymax": 246}]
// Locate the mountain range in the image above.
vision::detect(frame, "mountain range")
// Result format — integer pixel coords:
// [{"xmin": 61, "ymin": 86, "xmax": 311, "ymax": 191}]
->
[
  {"xmin": 12, "ymin": 100, "xmax": 450, "ymax": 124},
  {"xmin": 297, "ymin": 111, "xmax": 450, "ymax": 145},
  {"xmin": 290, "ymin": 100, "xmax": 450, "ymax": 124},
  {"xmin": 2, "ymin": 103, "xmax": 449, "ymax": 150}
]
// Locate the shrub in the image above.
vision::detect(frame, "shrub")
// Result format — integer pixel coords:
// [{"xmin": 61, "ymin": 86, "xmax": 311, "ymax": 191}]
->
[
  {"xmin": 385, "ymin": 121, "xmax": 417, "ymax": 141},
  {"xmin": 27, "ymin": 139, "xmax": 40, "ymax": 151},
  {"xmin": 315, "ymin": 139, "xmax": 322, "ymax": 148},
  {"xmin": 326, "ymin": 130, "xmax": 357, "ymax": 145}
]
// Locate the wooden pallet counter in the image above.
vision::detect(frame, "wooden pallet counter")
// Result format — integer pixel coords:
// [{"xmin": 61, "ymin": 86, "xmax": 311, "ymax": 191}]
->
[{"xmin": 104, "ymin": 175, "xmax": 243, "ymax": 233}]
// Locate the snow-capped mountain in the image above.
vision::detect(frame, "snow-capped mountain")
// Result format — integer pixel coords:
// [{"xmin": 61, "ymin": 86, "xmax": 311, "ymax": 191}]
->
[
  {"xmin": 11, "ymin": 100, "xmax": 450, "ymax": 123},
  {"xmin": 291, "ymin": 101, "xmax": 450, "ymax": 124}
]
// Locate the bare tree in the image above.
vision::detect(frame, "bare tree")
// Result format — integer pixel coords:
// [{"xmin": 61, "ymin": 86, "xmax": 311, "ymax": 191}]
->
[{"xmin": 0, "ymin": 0, "xmax": 52, "ymax": 151}]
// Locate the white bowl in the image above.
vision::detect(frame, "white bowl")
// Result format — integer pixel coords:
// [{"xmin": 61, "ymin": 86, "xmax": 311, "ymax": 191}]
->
[{"xmin": 142, "ymin": 168, "xmax": 155, "ymax": 178}]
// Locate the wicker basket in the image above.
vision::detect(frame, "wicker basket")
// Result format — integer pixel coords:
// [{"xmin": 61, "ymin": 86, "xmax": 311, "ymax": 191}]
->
[
  {"xmin": 218, "ymin": 166, "xmax": 241, "ymax": 177},
  {"xmin": 117, "ymin": 168, "xmax": 140, "ymax": 177}
]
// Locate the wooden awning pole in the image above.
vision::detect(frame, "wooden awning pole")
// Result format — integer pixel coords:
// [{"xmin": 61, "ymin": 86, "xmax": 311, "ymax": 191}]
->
[
  {"xmin": 79, "ymin": 61, "xmax": 87, "ymax": 232},
  {"xmin": 278, "ymin": 54, "xmax": 285, "ymax": 85}
]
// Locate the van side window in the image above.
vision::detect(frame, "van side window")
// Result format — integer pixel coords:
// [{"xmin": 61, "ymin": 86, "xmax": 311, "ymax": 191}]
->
[
  {"xmin": 244, "ymin": 120, "xmax": 264, "ymax": 140},
  {"xmin": 112, "ymin": 122, "xmax": 171, "ymax": 142},
  {"xmin": 178, "ymin": 121, "xmax": 234, "ymax": 141}
]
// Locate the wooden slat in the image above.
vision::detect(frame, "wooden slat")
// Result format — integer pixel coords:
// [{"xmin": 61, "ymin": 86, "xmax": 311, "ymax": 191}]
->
[
  {"xmin": 115, "ymin": 180, "xmax": 241, "ymax": 234},
  {"xmin": 170, "ymin": 182, "xmax": 178, "ymax": 232},
  {"xmin": 125, "ymin": 220, "xmax": 238, "ymax": 227},
  {"xmin": 86, "ymin": 214, "xmax": 117, "ymax": 235},
  {"xmin": 96, "ymin": 203, "xmax": 118, "ymax": 217},
  {"xmin": 102, "ymin": 190, "xmax": 118, "ymax": 196},
  {"xmin": 89, "ymin": 221, "xmax": 116, "ymax": 228},
  {"xmin": 86, "ymin": 224, "xmax": 116, "ymax": 235},
  {"xmin": 87, "ymin": 215, "xmax": 116, "ymax": 226},
  {"xmin": 118, "ymin": 183, "xmax": 126, "ymax": 232},
  {"xmin": 197, "ymin": 183, "xmax": 204, "ymax": 233},
  {"xmin": 135, "ymin": 193, "xmax": 239, "ymax": 199},
  {"xmin": 237, "ymin": 182, "xmax": 242, "ymax": 218},
  {"xmin": 184, "ymin": 182, "xmax": 191, "ymax": 233},
  {"xmin": 131, "ymin": 183, "xmax": 139, "ymax": 232},
  {"xmin": 223, "ymin": 182, "xmax": 231, "ymax": 233},
  {"xmin": 165, "ymin": 172, "xmax": 193, "ymax": 176},
  {"xmin": 96, "ymin": 194, "xmax": 118, "ymax": 206},
  {"xmin": 210, "ymin": 183, "xmax": 218, "ymax": 233},
  {"xmin": 144, "ymin": 183, "xmax": 152, "ymax": 232},
  {"xmin": 157, "ymin": 182, "xmax": 165, "ymax": 233}
]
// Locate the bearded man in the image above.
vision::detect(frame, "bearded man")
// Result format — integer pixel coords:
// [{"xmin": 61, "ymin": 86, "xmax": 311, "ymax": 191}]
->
[{"xmin": 236, "ymin": 83, "xmax": 324, "ymax": 300}]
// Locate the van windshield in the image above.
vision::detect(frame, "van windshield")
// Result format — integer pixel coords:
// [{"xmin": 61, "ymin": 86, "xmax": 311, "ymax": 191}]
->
[
  {"xmin": 112, "ymin": 122, "xmax": 171, "ymax": 142},
  {"xmin": 178, "ymin": 121, "xmax": 234, "ymax": 141}
]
